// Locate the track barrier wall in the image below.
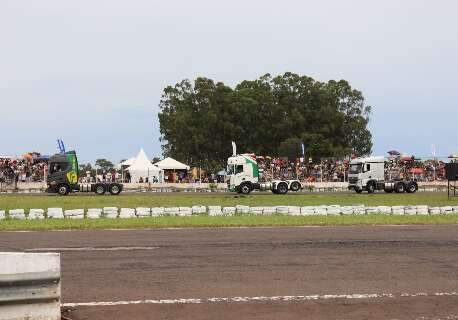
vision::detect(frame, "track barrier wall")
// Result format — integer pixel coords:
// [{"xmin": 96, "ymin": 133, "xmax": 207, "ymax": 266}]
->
[{"xmin": 0, "ymin": 252, "xmax": 61, "ymax": 320}]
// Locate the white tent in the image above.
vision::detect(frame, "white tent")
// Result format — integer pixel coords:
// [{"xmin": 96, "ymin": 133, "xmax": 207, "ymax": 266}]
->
[
  {"xmin": 127, "ymin": 149, "xmax": 162, "ymax": 183},
  {"xmin": 155, "ymin": 157, "xmax": 190, "ymax": 170}
]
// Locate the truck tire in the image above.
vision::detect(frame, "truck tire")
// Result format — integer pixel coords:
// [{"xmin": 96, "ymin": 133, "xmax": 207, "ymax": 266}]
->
[
  {"xmin": 57, "ymin": 184, "xmax": 70, "ymax": 196},
  {"xmin": 355, "ymin": 189, "xmax": 363, "ymax": 194},
  {"xmin": 384, "ymin": 188, "xmax": 394, "ymax": 193},
  {"xmin": 239, "ymin": 182, "xmax": 252, "ymax": 195},
  {"xmin": 290, "ymin": 181, "xmax": 301, "ymax": 192},
  {"xmin": 395, "ymin": 182, "xmax": 406, "ymax": 193},
  {"xmin": 367, "ymin": 181, "xmax": 375, "ymax": 194},
  {"xmin": 406, "ymin": 182, "xmax": 418, "ymax": 193},
  {"xmin": 94, "ymin": 184, "xmax": 106, "ymax": 195},
  {"xmin": 277, "ymin": 182, "xmax": 288, "ymax": 195},
  {"xmin": 109, "ymin": 183, "xmax": 122, "ymax": 195}
]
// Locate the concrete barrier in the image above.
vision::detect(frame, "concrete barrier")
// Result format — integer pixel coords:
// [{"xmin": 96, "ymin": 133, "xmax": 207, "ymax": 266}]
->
[{"xmin": 0, "ymin": 252, "xmax": 61, "ymax": 320}]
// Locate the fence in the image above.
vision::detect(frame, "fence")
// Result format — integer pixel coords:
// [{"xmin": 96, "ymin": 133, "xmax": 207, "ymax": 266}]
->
[{"xmin": 0, "ymin": 252, "xmax": 61, "ymax": 320}]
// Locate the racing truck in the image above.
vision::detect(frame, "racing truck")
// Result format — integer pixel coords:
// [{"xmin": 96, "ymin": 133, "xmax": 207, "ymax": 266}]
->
[
  {"xmin": 46, "ymin": 150, "xmax": 123, "ymax": 196},
  {"xmin": 226, "ymin": 143, "xmax": 301, "ymax": 195},
  {"xmin": 348, "ymin": 156, "xmax": 418, "ymax": 194}
]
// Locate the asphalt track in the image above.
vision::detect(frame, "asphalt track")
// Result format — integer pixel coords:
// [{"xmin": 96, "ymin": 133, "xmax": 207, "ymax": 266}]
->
[{"xmin": 1, "ymin": 226, "xmax": 458, "ymax": 320}]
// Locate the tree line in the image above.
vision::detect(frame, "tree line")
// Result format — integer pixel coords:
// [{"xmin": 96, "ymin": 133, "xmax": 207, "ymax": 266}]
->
[{"xmin": 158, "ymin": 72, "xmax": 372, "ymax": 172}]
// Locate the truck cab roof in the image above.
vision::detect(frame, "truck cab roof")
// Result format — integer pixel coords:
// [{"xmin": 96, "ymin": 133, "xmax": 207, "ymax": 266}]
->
[{"xmin": 350, "ymin": 156, "xmax": 385, "ymax": 164}]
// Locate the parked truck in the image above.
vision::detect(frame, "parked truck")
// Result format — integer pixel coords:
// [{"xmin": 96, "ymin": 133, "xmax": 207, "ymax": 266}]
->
[
  {"xmin": 226, "ymin": 143, "xmax": 301, "ymax": 194},
  {"xmin": 348, "ymin": 156, "xmax": 418, "ymax": 194},
  {"xmin": 46, "ymin": 150, "xmax": 123, "ymax": 196}
]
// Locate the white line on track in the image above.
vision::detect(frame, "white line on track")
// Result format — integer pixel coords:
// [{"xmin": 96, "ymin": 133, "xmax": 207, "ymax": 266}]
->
[
  {"xmin": 25, "ymin": 246, "xmax": 159, "ymax": 252},
  {"xmin": 62, "ymin": 291, "xmax": 458, "ymax": 307}
]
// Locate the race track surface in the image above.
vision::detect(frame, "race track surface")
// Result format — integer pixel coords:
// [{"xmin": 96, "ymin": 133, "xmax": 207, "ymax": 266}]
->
[{"xmin": 1, "ymin": 226, "xmax": 457, "ymax": 320}]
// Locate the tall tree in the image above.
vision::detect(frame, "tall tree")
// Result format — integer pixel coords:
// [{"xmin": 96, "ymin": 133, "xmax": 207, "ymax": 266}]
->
[
  {"xmin": 158, "ymin": 73, "xmax": 372, "ymax": 171},
  {"xmin": 95, "ymin": 159, "xmax": 114, "ymax": 172}
]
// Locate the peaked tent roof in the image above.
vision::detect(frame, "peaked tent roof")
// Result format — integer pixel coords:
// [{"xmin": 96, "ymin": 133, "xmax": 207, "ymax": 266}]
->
[
  {"xmin": 155, "ymin": 157, "xmax": 190, "ymax": 170},
  {"xmin": 128, "ymin": 149, "xmax": 160, "ymax": 172}
]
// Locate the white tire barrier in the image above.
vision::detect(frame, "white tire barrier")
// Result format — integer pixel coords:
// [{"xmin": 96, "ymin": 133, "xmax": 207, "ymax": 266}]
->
[
  {"xmin": 136, "ymin": 207, "xmax": 151, "ymax": 217},
  {"xmin": 28, "ymin": 209, "xmax": 45, "ymax": 220},
  {"xmin": 276, "ymin": 206, "xmax": 289, "ymax": 215},
  {"xmin": 392, "ymin": 206, "xmax": 405, "ymax": 215},
  {"xmin": 179, "ymin": 207, "xmax": 192, "ymax": 216},
  {"xmin": 87, "ymin": 209, "xmax": 102, "ymax": 219},
  {"xmin": 119, "ymin": 208, "xmax": 136, "ymax": 219},
  {"xmin": 47, "ymin": 208, "xmax": 64, "ymax": 219},
  {"xmin": 103, "ymin": 207, "xmax": 118, "ymax": 219},
  {"xmin": 8, "ymin": 209, "xmax": 26, "ymax": 220},
  {"xmin": 208, "ymin": 206, "xmax": 222, "ymax": 216},
  {"xmin": 2, "ymin": 205, "xmax": 458, "ymax": 222},
  {"xmin": 164, "ymin": 207, "xmax": 179, "ymax": 216},
  {"xmin": 262, "ymin": 207, "xmax": 276, "ymax": 216},
  {"xmin": 192, "ymin": 206, "xmax": 206, "ymax": 215},
  {"xmin": 222, "ymin": 207, "xmax": 236, "ymax": 216},
  {"xmin": 151, "ymin": 207, "xmax": 164, "ymax": 217},
  {"xmin": 64, "ymin": 209, "xmax": 84, "ymax": 219},
  {"xmin": 236, "ymin": 205, "xmax": 250, "ymax": 214},
  {"xmin": 0, "ymin": 252, "xmax": 61, "ymax": 320}
]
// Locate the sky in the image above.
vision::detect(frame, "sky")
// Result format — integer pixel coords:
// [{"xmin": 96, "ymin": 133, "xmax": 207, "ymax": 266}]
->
[{"xmin": 1, "ymin": 0, "xmax": 457, "ymax": 164}]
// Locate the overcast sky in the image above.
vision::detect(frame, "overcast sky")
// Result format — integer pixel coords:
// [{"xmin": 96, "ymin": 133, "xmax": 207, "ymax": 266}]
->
[{"xmin": 1, "ymin": 0, "xmax": 457, "ymax": 163}]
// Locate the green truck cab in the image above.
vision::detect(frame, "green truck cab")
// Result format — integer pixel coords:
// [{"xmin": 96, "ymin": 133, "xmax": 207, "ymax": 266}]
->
[{"xmin": 46, "ymin": 151, "xmax": 123, "ymax": 196}]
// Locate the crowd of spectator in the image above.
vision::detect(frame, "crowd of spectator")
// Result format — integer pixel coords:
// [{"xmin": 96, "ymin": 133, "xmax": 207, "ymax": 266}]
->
[
  {"xmin": 0, "ymin": 151, "xmax": 455, "ymax": 185},
  {"xmin": 0, "ymin": 155, "xmax": 47, "ymax": 184},
  {"xmin": 257, "ymin": 155, "xmax": 449, "ymax": 183}
]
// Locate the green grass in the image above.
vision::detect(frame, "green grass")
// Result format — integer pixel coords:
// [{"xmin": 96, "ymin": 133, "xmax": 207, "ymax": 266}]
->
[
  {"xmin": 1, "ymin": 192, "xmax": 457, "ymax": 231},
  {"xmin": 0, "ymin": 192, "xmax": 456, "ymax": 212},
  {"xmin": 1, "ymin": 214, "xmax": 458, "ymax": 231}
]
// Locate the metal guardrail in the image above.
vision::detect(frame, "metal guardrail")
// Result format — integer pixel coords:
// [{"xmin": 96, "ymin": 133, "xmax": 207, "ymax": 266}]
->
[{"xmin": 0, "ymin": 253, "xmax": 61, "ymax": 320}]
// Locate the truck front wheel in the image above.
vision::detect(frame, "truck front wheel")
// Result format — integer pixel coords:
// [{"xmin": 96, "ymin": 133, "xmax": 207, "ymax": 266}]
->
[
  {"xmin": 240, "ymin": 183, "xmax": 252, "ymax": 195},
  {"xmin": 367, "ymin": 182, "xmax": 375, "ymax": 194},
  {"xmin": 57, "ymin": 184, "xmax": 70, "ymax": 196}
]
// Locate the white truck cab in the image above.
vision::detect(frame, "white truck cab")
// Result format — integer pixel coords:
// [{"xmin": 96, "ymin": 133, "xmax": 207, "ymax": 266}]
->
[
  {"xmin": 348, "ymin": 156, "xmax": 418, "ymax": 194},
  {"xmin": 227, "ymin": 154, "xmax": 260, "ymax": 192},
  {"xmin": 226, "ymin": 143, "xmax": 301, "ymax": 195}
]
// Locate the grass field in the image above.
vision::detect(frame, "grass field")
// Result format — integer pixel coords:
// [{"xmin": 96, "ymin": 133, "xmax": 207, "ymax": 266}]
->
[
  {"xmin": 0, "ymin": 192, "xmax": 457, "ymax": 212},
  {"xmin": 1, "ymin": 214, "xmax": 458, "ymax": 231},
  {"xmin": 1, "ymin": 192, "xmax": 457, "ymax": 231}
]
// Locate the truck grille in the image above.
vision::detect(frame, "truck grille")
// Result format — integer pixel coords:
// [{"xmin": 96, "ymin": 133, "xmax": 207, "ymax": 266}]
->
[{"xmin": 349, "ymin": 177, "xmax": 358, "ymax": 184}]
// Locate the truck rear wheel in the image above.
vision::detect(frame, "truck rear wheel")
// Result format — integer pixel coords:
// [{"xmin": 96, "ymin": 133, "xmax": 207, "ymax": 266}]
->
[
  {"xmin": 290, "ymin": 181, "xmax": 301, "ymax": 192},
  {"xmin": 109, "ymin": 184, "xmax": 122, "ymax": 195},
  {"xmin": 277, "ymin": 182, "xmax": 288, "ymax": 195},
  {"xmin": 95, "ymin": 184, "xmax": 106, "ymax": 195},
  {"xmin": 406, "ymin": 182, "xmax": 418, "ymax": 193},
  {"xmin": 57, "ymin": 184, "xmax": 70, "ymax": 196},
  {"xmin": 395, "ymin": 182, "xmax": 406, "ymax": 193}
]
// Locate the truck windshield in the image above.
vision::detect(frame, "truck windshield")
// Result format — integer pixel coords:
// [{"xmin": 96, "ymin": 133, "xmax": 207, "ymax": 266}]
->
[
  {"xmin": 349, "ymin": 164, "xmax": 362, "ymax": 174},
  {"xmin": 227, "ymin": 165, "xmax": 235, "ymax": 175}
]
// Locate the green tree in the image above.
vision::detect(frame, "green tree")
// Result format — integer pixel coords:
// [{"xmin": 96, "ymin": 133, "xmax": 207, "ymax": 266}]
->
[
  {"xmin": 158, "ymin": 73, "xmax": 372, "ymax": 171},
  {"xmin": 95, "ymin": 159, "xmax": 114, "ymax": 172}
]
